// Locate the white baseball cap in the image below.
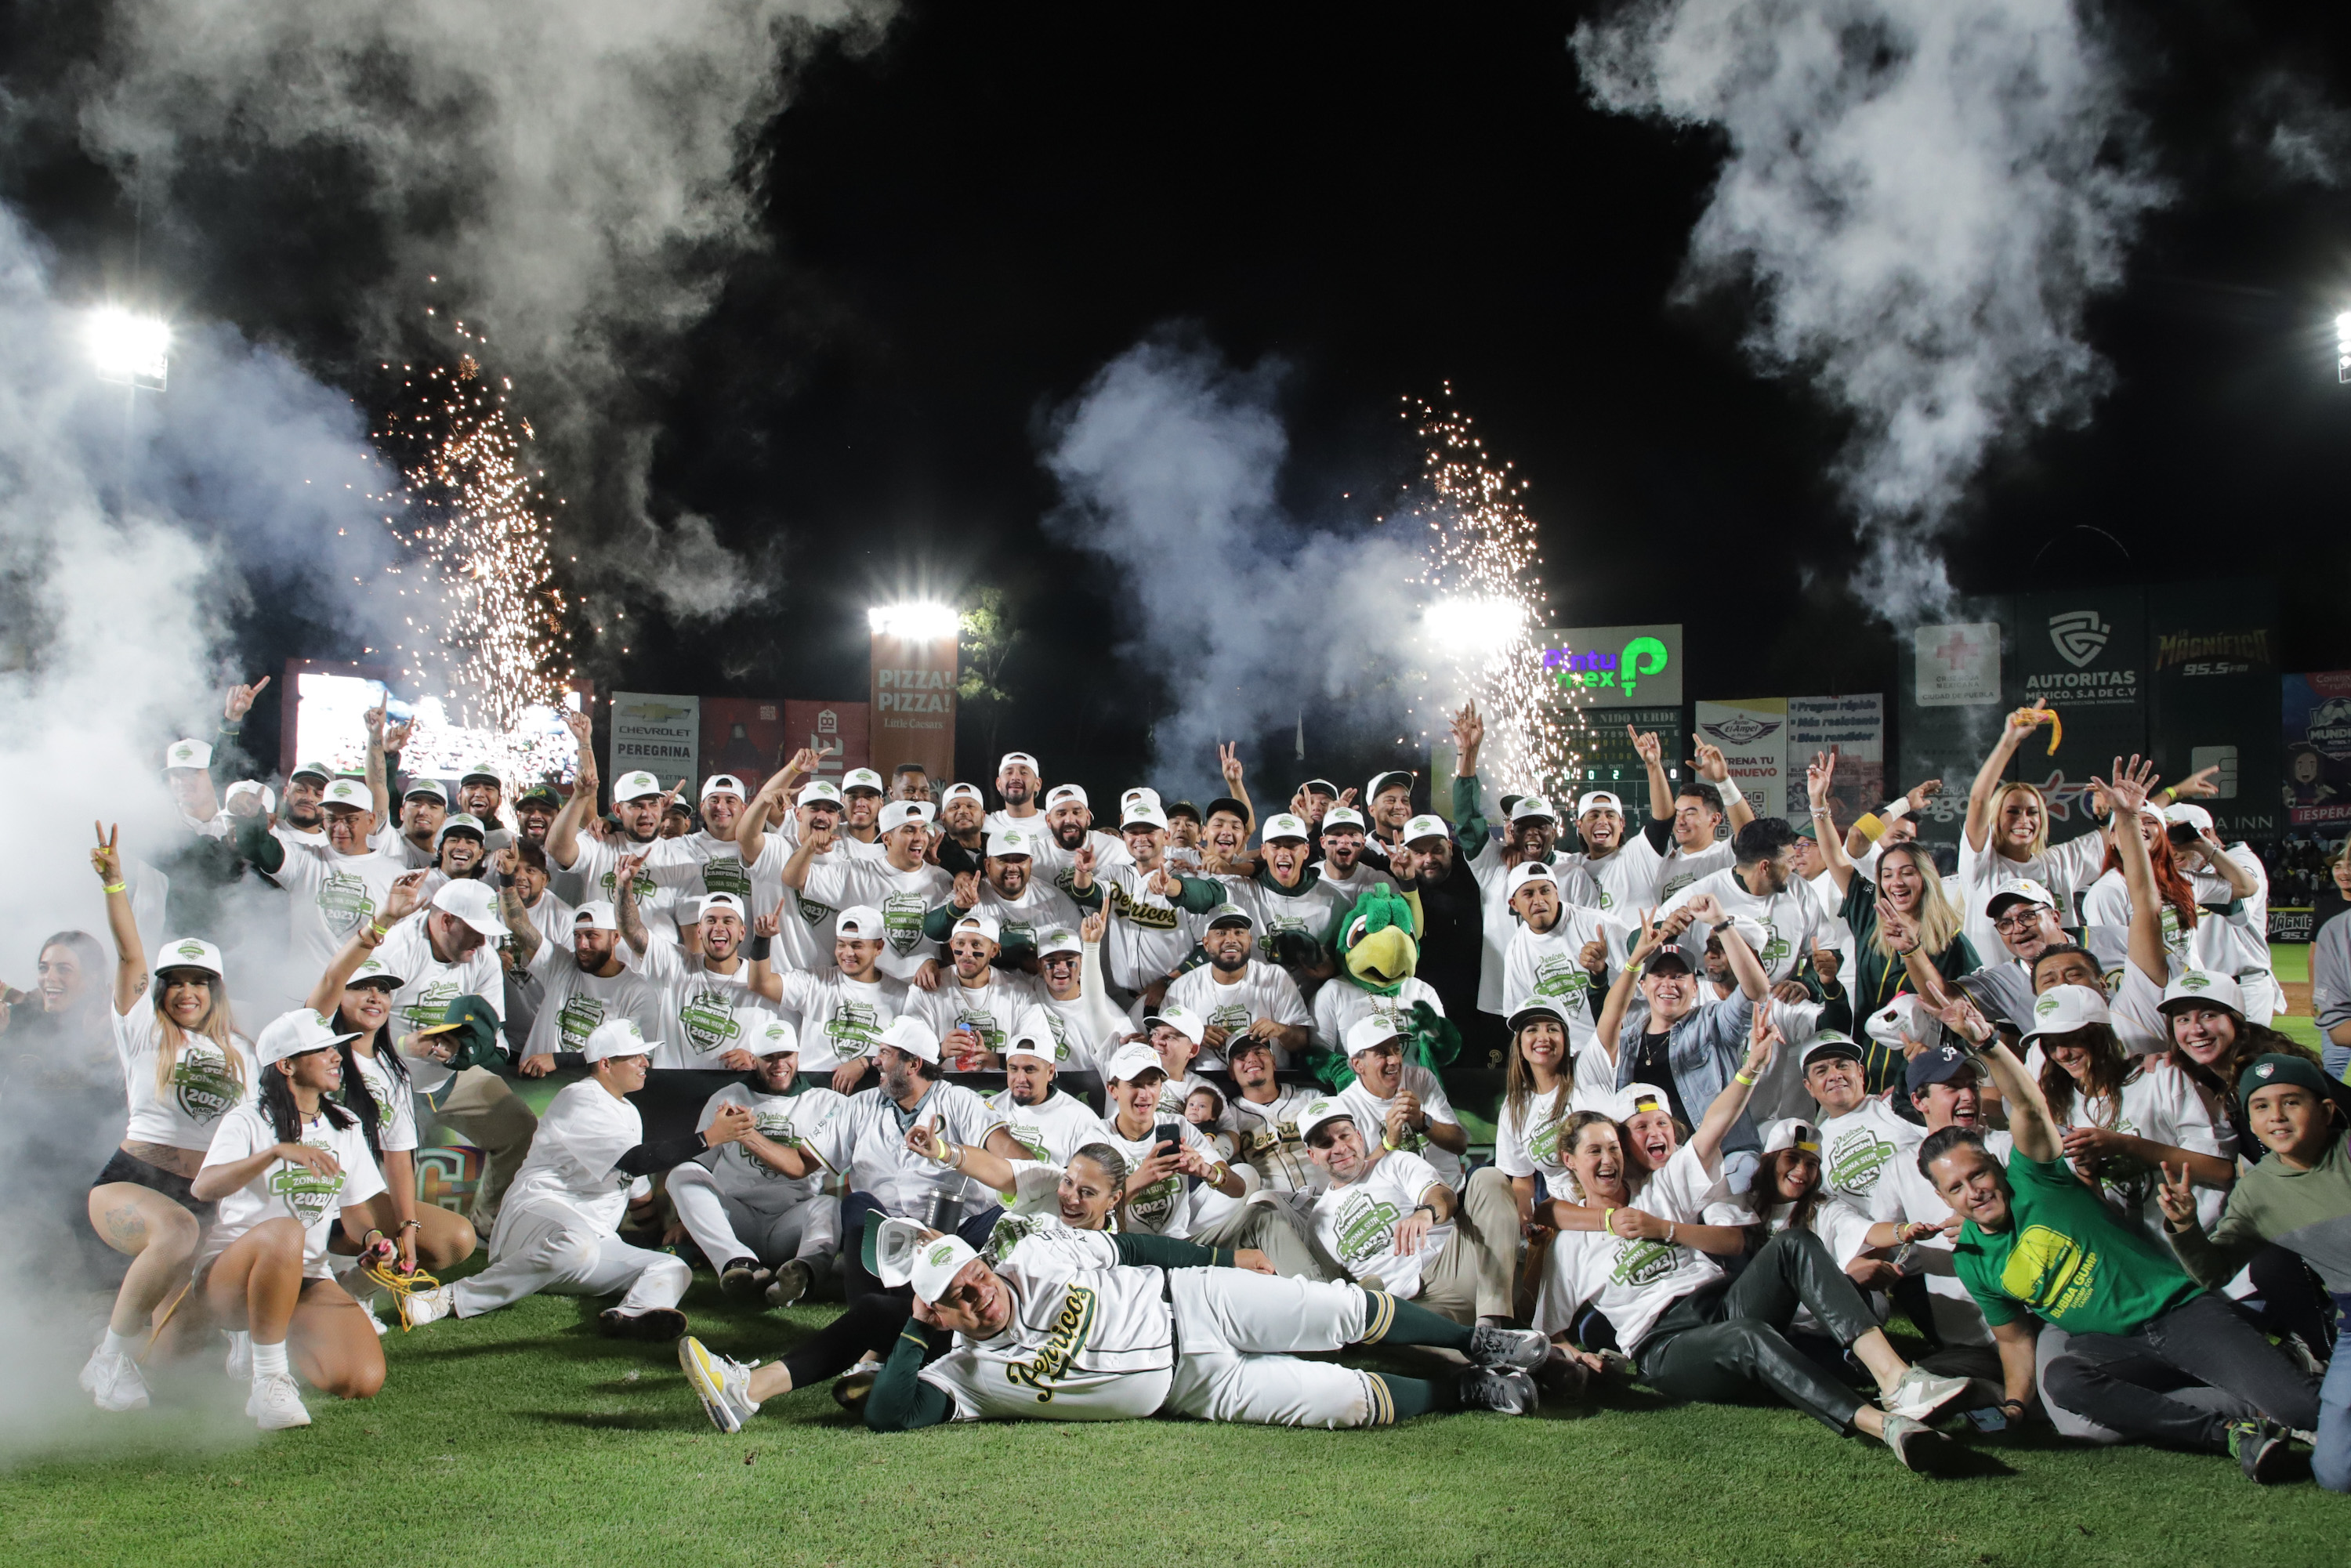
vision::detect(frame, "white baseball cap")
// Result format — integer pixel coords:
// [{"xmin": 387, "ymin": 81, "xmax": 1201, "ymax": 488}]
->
[
  {"xmin": 1505, "ymin": 997, "xmax": 1571, "ymax": 1034},
  {"xmin": 1321, "ymin": 806, "xmax": 1367, "ymax": 831},
  {"xmin": 745, "ymin": 1011, "xmax": 799, "ymax": 1058},
  {"xmin": 1004, "ymin": 1022, "xmax": 1057, "ymax": 1065},
  {"xmin": 255, "ymin": 1008, "xmax": 360, "ymax": 1067},
  {"xmin": 611, "ymin": 770, "xmax": 664, "ymax": 802},
  {"xmin": 1121, "ymin": 799, "xmax": 1169, "ymax": 831},
  {"xmin": 1403, "ymin": 813, "xmax": 1451, "ymax": 845},
  {"xmin": 2161, "ymin": 802, "xmax": 2215, "ymax": 833},
  {"xmin": 909, "ymin": 1232, "xmax": 983, "ymax": 1306},
  {"xmin": 842, "ymin": 767, "xmax": 885, "ymax": 795},
  {"xmin": 951, "ymin": 911, "xmax": 1002, "ymax": 946},
  {"xmin": 461, "ymin": 761, "xmax": 505, "ymax": 786},
  {"xmin": 165, "ymin": 737, "xmax": 212, "ymax": 771},
  {"xmin": 321, "ymin": 777, "xmax": 371, "ymax": 809},
  {"xmin": 700, "ymin": 773, "xmax": 747, "ymax": 800},
  {"xmin": 289, "ymin": 761, "xmax": 335, "ymax": 785},
  {"xmin": 797, "ymin": 779, "xmax": 844, "ymax": 808},
  {"xmin": 583, "ymin": 1019, "xmax": 656, "ymax": 1063},
  {"xmin": 2159, "ymin": 969, "xmax": 2246, "ymax": 1017},
  {"xmin": 223, "ymin": 779, "xmax": 276, "ymax": 815},
  {"xmin": 403, "ymin": 778, "xmax": 451, "ymax": 805},
  {"xmin": 2021, "ymin": 983, "xmax": 2112, "ymax": 1045},
  {"xmin": 1204, "ymin": 901, "xmax": 1254, "ymax": 929},
  {"xmin": 998, "ymin": 751, "xmax": 1041, "ymax": 775},
  {"xmin": 1299, "ymin": 1096, "xmax": 1354, "ymax": 1141},
  {"xmin": 1505, "ymin": 861, "xmax": 1558, "ymax": 899},
  {"xmin": 941, "ymin": 782, "xmax": 984, "ymax": 806},
  {"xmin": 154, "ymin": 936, "xmax": 226, "ymax": 980},
  {"xmin": 1103, "ymin": 1041, "xmax": 1165, "ymax": 1085},
  {"xmin": 1984, "ymin": 877, "xmax": 2059, "ymax": 917},
  {"xmin": 434, "ymin": 813, "xmax": 487, "ymax": 845},
  {"xmin": 1617, "ymin": 1082, "xmax": 1675, "ymax": 1121},
  {"xmin": 835, "ymin": 904, "xmax": 886, "ymax": 939},
  {"xmin": 1509, "ymin": 795, "xmax": 1558, "ymax": 822},
  {"xmin": 1045, "ymin": 784, "xmax": 1088, "ymax": 810},
  {"xmin": 699, "ymin": 892, "xmax": 747, "ymax": 922},
  {"xmin": 1343, "ymin": 1013, "xmax": 1404, "ymax": 1059},
  {"xmin": 878, "ymin": 799, "xmax": 932, "ymax": 833},
  {"xmin": 1761, "ymin": 1117, "xmax": 1823, "ymax": 1156},
  {"xmin": 1037, "ymin": 925, "xmax": 1083, "ymax": 958},
  {"xmin": 1864, "ymin": 996, "xmax": 1923, "ymax": 1052},
  {"xmin": 1121, "ymin": 787, "xmax": 1162, "ymax": 809},
  {"xmin": 574, "ymin": 900, "xmax": 620, "ymax": 932},
  {"xmin": 1144, "ymin": 1001, "xmax": 1207, "ymax": 1046},
  {"xmin": 1576, "ymin": 791, "xmax": 1624, "ymax": 817},
  {"xmin": 876, "ymin": 1015, "xmax": 940, "ymax": 1065},
  {"xmin": 986, "ymin": 827, "xmax": 1036, "ymax": 858},
  {"xmin": 431, "ymin": 879, "xmax": 505, "ymax": 937},
  {"xmin": 1259, "ymin": 813, "xmax": 1309, "ymax": 843},
  {"xmin": 1799, "ymin": 1030, "xmax": 1865, "ymax": 1071}
]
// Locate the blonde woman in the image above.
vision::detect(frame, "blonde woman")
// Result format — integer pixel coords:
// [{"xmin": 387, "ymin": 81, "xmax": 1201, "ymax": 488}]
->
[
  {"xmin": 79, "ymin": 824, "xmax": 255, "ymax": 1413},
  {"xmin": 1956, "ymin": 702, "xmax": 2110, "ymax": 958}
]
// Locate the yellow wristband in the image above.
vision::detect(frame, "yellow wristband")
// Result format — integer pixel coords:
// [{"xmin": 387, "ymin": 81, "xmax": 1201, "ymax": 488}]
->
[
  {"xmin": 1601, "ymin": 1208, "xmax": 1615, "ymax": 1232},
  {"xmin": 102, "ymin": 881, "xmax": 127, "ymax": 894},
  {"xmin": 1853, "ymin": 812, "xmax": 1885, "ymax": 842},
  {"xmin": 1734, "ymin": 1070, "xmax": 1758, "ymax": 1087}
]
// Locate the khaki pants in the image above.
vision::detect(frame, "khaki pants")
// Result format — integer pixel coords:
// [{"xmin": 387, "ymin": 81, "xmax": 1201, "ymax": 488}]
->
[
  {"xmin": 1192, "ymin": 1197, "xmax": 1335, "ymax": 1281},
  {"xmin": 1415, "ymin": 1166, "xmax": 1516, "ymax": 1324},
  {"xmin": 429, "ymin": 1067, "xmax": 539, "ymax": 1229}
]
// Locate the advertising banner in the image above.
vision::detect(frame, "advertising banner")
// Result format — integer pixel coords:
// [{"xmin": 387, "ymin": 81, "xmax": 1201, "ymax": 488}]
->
[
  {"xmin": 1545, "ymin": 705, "xmax": 1686, "ymax": 821},
  {"xmin": 1897, "ymin": 602, "xmax": 2013, "ymax": 844},
  {"xmin": 609, "ymin": 692, "xmax": 700, "ymax": 790},
  {"xmin": 1787, "ymin": 694, "xmax": 1885, "ymax": 822},
  {"xmin": 870, "ymin": 628, "xmax": 958, "ymax": 783},
  {"xmin": 2283, "ymin": 671, "xmax": 2351, "ymax": 832},
  {"xmin": 2145, "ymin": 580, "xmax": 2280, "ymax": 842},
  {"xmin": 1694, "ymin": 698, "xmax": 1788, "ymax": 821},
  {"xmin": 1535, "ymin": 624, "xmax": 1683, "ymax": 708},
  {"xmin": 2012, "ymin": 588, "xmax": 2146, "ymax": 802}
]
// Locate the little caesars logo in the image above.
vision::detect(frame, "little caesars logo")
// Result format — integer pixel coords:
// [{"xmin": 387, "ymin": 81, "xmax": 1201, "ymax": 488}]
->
[
  {"xmin": 267, "ymin": 1139, "xmax": 346, "ymax": 1225},
  {"xmin": 1006, "ymin": 1286, "xmax": 1099, "ymax": 1403},
  {"xmin": 172, "ymin": 1045, "xmax": 241, "ymax": 1123},
  {"xmin": 1335, "ymin": 1190, "xmax": 1404, "ymax": 1269}
]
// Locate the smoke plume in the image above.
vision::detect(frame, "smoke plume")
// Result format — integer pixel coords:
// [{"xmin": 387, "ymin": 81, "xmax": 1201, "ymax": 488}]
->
[
  {"xmin": 73, "ymin": 0, "xmax": 897, "ymax": 620},
  {"xmin": 1573, "ymin": 0, "xmax": 2164, "ymax": 623}
]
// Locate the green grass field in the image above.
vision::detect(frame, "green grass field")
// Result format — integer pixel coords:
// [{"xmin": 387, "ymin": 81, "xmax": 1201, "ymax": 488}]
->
[{"xmin": 4, "ymin": 944, "xmax": 2341, "ymax": 1566}]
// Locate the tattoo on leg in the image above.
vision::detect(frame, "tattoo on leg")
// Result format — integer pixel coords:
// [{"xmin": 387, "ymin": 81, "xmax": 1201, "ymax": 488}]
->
[{"xmin": 105, "ymin": 1205, "xmax": 147, "ymax": 1249}]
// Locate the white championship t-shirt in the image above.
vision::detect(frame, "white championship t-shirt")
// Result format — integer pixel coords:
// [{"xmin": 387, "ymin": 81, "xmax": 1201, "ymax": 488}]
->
[
  {"xmin": 695, "ymin": 1081, "xmax": 847, "ymax": 1209},
  {"xmin": 1335, "ymin": 1063, "xmax": 1463, "ymax": 1188},
  {"xmin": 1164, "ymin": 959, "xmax": 1312, "ymax": 1070},
  {"xmin": 498, "ymin": 1080, "xmax": 648, "ymax": 1234},
  {"xmin": 198, "ymin": 1102, "xmax": 386, "ymax": 1280},
  {"xmin": 1308, "ymin": 1147, "xmax": 1452, "ymax": 1301},
  {"xmin": 111, "ymin": 1009, "xmax": 255, "ymax": 1151},
  {"xmin": 769, "ymin": 969, "xmax": 910, "ymax": 1074}
]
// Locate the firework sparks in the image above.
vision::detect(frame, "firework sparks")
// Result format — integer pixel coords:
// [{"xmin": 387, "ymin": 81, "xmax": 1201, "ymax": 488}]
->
[
  {"xmin": 371, "ymin": 313, "xmax": 580, "ymax": 784},
  {"xmin": 1392, "ymin": 389, "xmax": 1591, "ymax": 798}
]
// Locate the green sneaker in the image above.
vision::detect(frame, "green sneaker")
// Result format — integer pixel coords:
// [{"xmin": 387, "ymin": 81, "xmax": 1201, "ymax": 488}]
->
[{"xmin": 2226, "ymin": 1418, "xmax": 2291, "ymax": 1484}]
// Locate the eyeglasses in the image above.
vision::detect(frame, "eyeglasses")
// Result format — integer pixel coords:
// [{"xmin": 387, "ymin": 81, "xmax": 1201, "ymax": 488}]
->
[{"xmin": 1992, "ymin": 911, "xmax": 2042, "ymax": 932}]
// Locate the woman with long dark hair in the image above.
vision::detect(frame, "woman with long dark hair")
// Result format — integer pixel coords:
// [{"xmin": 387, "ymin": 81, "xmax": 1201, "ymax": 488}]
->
[
  {"xmin": 190, "ymin": 1009, "xmax": 389, "ymax": 1429},
  {"xmin": 305, "ymin": 913, "xmax": 478, "ymax": 1281},
  {"xmin": 78, "ymin": 825, "xmax": 254, "ymax": 1414},
  {"xmin": 2, "ymin": 928, "xmax": 121, "ymax": 1282}
]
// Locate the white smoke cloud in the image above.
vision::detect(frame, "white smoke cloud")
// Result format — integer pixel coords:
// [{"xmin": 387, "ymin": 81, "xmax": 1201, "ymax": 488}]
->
[
  {"xmin": 74, "ymin": 0, "xmax": 897, "ymax": 612},
  {"xmin": 1573, "ymin": 0, "xmax": 2164, "ymax": 622},
  {"xmin": 1042, "ymin": 336, "xmax": 1458, "ymax": 795}
]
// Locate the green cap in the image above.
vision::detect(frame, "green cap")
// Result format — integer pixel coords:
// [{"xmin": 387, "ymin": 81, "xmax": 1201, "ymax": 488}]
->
[
  {"xmin": 436, "ymin": 994, "xmax": 504, "ymax": 1070},
  {"xmin": 2237, "ymin": 1053, "xmax": 2334, "ymax": 1106}
]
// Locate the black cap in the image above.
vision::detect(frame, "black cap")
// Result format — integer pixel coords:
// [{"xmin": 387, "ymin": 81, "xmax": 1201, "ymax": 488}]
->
[
  {"xmin": 1642, "ymin": 947, "xmax": 1694, "ymax": 976},
  {"xmin": 1165, "ymin": 800, "xmax": 1201, "ymax": 824},
  {"xmin": 515, "ymin": 784, "xmax": 563, "ymax": 810},
  {"xmin": 1203, "ymin": 796, "xmax": 1249, "ymax": 824}
]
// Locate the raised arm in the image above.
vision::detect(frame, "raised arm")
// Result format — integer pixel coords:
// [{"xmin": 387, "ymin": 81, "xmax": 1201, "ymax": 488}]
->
[
  {"xmin": 1218, "ymin": 742, "xmax": 1255, "ymax": 838},
  {"xmin": 1947, "ymin": 1009, "xmax": 2057, "ymax": 1164},
  {"xmin": 1632, "ymin": 725, "xmax": 1672, "ymax": 822},
  {"xmin": 1689, "ymin": 892, "xmax": 1770, "ymax": 1003},
  {"xmin": 1449, "ymin": 703, "xmax": 1489, "ymax": 846},
  {"xmin": 1806, "ymin": 751, "xmax": 1855, "ymax": 894},
  {"xmin": 1965, "ymin": 702, "xmax": 2045, "ymax": 854},
  {"xmin": 905, "ymin": 1121, "xmax": 1020, "ymax": 1193},
  {"xmin": 613, "ymin": 853, "xmax": 650, "ymax": 956},
  {"xmin": 1690, "ymin": 1008, "xmax": 1777, "ymax": 1172},
  {"xmin": 92, "ymin": 824, "xmax": 145, "ymax": 1016},
  {"xmin": 306, "ymin": 872, "xmax": 426, "ymax": 1015},
  {"xmin": 2097, "ymin": 755, "xmax": 2170, "ymax": 989},
  {"xmin": 545, "ymin": 708, "xmax": 601, "ymax": 872},
  {"xmin": 490, "ymin": 846, "xmax": 543, "ymax": 968},
  {"xmin": 1592, "ymin": 908, "xmax": 1666, "ymax": 1066},
  {"xmin": 1692, "ymin": 741, "xmax": 1752, "ymax": 833},
  {"xmin": 737, "ymin": 748, "xmax": 819, "ymax": 865}
]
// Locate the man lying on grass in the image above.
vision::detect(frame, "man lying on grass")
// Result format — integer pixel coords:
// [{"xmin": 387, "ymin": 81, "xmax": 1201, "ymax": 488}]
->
[{"xmin": 679, "ymin": 1215, "xmax": 1550, "ymax": 1432}]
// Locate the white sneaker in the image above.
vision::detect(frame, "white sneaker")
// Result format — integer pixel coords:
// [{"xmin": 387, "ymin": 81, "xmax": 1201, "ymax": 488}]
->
[
  {"xmin": 400, "ymin": 1285, "xmax": 458, "ymax": 1328},
  {"xmin": 678, "ymin": 1336, "xmax": 759, "ymax": 1434},
  {"xmin": 82, "ymin": 1347, "xmax": 150, "ymax": 1412},
  {"xmin": 246, "ymin": 1371, "xmax": 311, "ymax": 1431},
  {"xmin": 1882, "ymin": 1367, "xmax": 1970, "ymax": 1424},
  {"xmin": 225, "ymin": 1332, "xmax": 252, "ymax": 1380},
  {"xmin": 368, "ymin": 1312, "xmax": 389, "ymax": 1338}
]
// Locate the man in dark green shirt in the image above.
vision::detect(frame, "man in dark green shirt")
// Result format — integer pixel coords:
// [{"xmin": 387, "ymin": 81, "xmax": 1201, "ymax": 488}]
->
[{"xmin": 1921, "ymin": 1008, "xmax": 2318, "ymax": 1479}]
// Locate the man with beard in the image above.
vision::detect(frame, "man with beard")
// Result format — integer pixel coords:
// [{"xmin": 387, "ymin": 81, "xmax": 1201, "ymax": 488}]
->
[
  {"xmin": 1358, "ymin": 768, "xmax": 1418, "ymax": 871},
  {"xmin": 1660, "ymin": 819, "xmax": 1831, "ymax": 999},
  {"xmin": 923, "ymin": 827, "xmax": 1094, "ymax": 966},
  {"xmin": 932, "ymin": 782, "xmax": 990, "ymax": 876},
  {"xmin": 987, "ymin": 1019, "xmax": 1104, "ymax": 1164},
  {"xmin": 635, "ymin": 892, "xmax": 773, "ymax": 1070},
  {"xmin": 1312, "ymin": 806, "xmax": 1393, "ymax": 899},
  {"xmin": 234, "ymin": 777, "xmax": 411, "ymax": 983},
  {"xmin": 664, "ymin": 1019, "xmax": 848, "ymax": 1307},
  {"xmin": 911, "ymin": 913, "xmax": 1045, "ymax": 1070},
  {"xmin": 512, "ymin": 783, "xmax": 563, "ymax": 849},
  {"xmin": 779, "ymin": 799, "xmax": 951, "ymax": 984},
  {"xmin": 1165, "ymin": 904, "xmax": 1313, "ymax": 1070},
  {"xmin": 456, "ymin": 762, "xmax": 505, "ymax": 837},
  {"xmin": 889, "ymin": 763, "xmax": 933, "ymax": 803},
  {"xmin": 634, "ymin": 773, "xmax": 764, "ymax": 911},
  {"xmin": 1092, "ymin": 796, "xmax": 1226, "ymax": 1001},
  {"xmin": 735, "ymin": 755, "xmax": 847, "ymax": 973},
  {"xmin": 1223, "ymin": 813, "xmax": 1346, "ymax": 989},
  {"xmin": 509, "ymin": 894, "xmax": 663, "ymax": 1066},
  {"xmin": 1382, "ymin": 814, "xmax": 1494, "ymax": 1058},
  {"xmin": 376, "ymin": 777, "xmax": 453, "ymax": 872},
  {"xmin": 769, "ymin": 906, "xmax": 915, "ymax": 1093},
  {"xmin": 546, "ymin": 710, "xmax": 686, "ymax": 919},
  {"xmin": 985, "ymin": 751, "xmax": 1046, "ymax": 838},
  {"xmin": 273, "ymin": 759, "xmax": 335, "ymax": 849},
  {"xmin": 835, "ymin": 767, "xmax": 890, "ymax": 861},
  {"xmin": 1031, "ymin": 784, "xmax": 1132, "ymax": 881}
]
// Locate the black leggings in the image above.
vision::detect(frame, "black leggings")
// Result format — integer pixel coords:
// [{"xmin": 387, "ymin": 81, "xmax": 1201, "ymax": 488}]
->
[
  {"xmin": 1636, "ymin": 1229, "xmax": 1879, "ymax": 1432},
  {"xmin": 781, "ymin": 1294, "xmax": 914, "ymax": 1392},
  {"xmin": 2241, "ymin": 1244, "xmax": 2338, "ymax": 1360}
]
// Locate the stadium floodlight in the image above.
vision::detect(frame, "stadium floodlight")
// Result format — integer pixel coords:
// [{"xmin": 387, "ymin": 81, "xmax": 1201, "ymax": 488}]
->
[
  {"xmin": 868, "ymin": 601, "xmax": 961, "ymax": 639},
  {"xmin": 1422, "ymin": 595, "xmax": 1529, "ymax": 654},
  {"xmin": 89, "ymin": 306, "xmax": 171, "ymax": 391},
  {"xmin": 2337, "ymin": 312, "xmax": 2351, "ymax": 384}
]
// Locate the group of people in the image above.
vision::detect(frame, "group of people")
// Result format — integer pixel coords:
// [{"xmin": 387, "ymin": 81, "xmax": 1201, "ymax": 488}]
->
[{"xmin": 2, "ymin": 684, "xmax": 2343, "ymax": 1488}]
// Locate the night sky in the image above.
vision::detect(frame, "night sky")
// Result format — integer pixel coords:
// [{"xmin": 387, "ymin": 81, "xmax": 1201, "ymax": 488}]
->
[{"xmin": 8, "ymin": 1, "xmax": 2351, "ymax": 792}]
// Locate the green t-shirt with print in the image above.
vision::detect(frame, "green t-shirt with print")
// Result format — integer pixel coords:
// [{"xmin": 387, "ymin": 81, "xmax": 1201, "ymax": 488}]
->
[{"xmin": 1953, "ymin": 1151, "xmax": 2201, "ymax": 1335}]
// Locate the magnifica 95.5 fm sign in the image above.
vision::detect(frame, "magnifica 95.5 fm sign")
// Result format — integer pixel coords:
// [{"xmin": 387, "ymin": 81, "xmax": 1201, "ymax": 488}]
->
[{"xmin": 1536, "ymin": 624, "xmax": 1683, "ymax": 708}]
